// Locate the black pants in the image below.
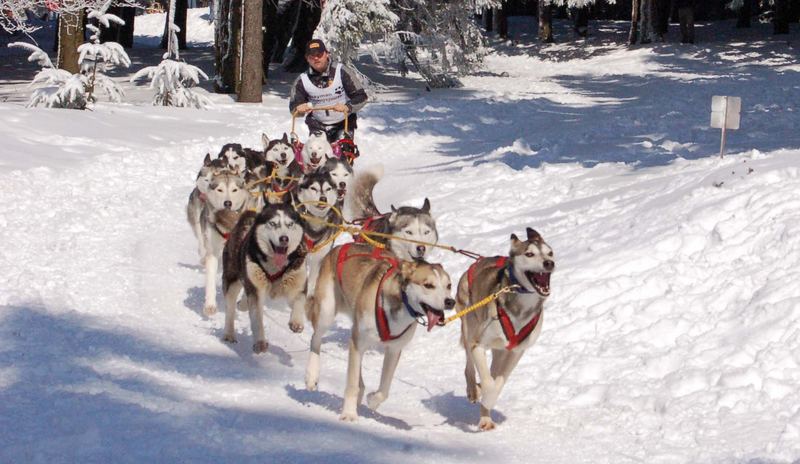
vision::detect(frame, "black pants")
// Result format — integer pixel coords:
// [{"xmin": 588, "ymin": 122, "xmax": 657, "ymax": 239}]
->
[{"xmin": 306, "ymin": 113, "xmax": 357, "ymax": 142}]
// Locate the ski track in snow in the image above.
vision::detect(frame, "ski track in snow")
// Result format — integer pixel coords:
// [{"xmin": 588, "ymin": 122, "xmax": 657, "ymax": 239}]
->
[{"xmin": 1, "ymin": 11, "xmax": 800, "ymax": 464}]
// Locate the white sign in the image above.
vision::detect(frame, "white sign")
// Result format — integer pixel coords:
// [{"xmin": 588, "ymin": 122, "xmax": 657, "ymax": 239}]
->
[{"xmin": 711, "ymin": 95, "xmax": 741, "ymax": 130}]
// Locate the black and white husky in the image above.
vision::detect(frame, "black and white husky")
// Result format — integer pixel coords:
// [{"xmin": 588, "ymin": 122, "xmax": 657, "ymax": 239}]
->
[
  {"xmin": 322, "ymin": 156, "xmax": 353, "ymax": 210},
  {"xmin": 221, "ymin": 199, "xmax": 308, "ymax": 353},
  {"xmin": 263, "ymin": 133, "xmax": 303, "ymax": 204},
  {"xmin": 348, "ymin": 165, "xmax": 438, "ymax": 261},
  {"xmin": 293, "ymin": 170, "xmax": 341, "ymax": 309}
]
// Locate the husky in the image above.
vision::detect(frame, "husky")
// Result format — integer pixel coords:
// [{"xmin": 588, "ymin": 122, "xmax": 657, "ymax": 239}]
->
[
  {"xmin": 300, "ymin": 131, "xmax": 334, "ymax": 173},
  {"xmin": 293, "ymin": 170, "xmax": 341, "ymax": 308},
  {"xmin": 263, "ymin": 133, "xmax": 303, "ymax": 204},
  {"xmin": 199, "ymin": 168, "xmax": 251, "ymax": 316},
  {"xmin": 347, "ymin": 165, "xmax": 438, "ymax": 261},
  {"xmin": 322, "ymin": 156, "xmax": 353, "ymax": 209},
  {"xmin": 305, "ymin": 242, "xmax": 454, "ymax": 421},
  {"xmin": 457, "ymin": 228, "xmax": 555, "ymax": 431},
  {"xmin": 221, "ymin": 199, "xmax": 308, "ymax": 353},
  {"xmin": 219, "ymin": 142, "xmax": 265, "ymax": 174},
  {"xmin": 187, "ymin": 153, "xmax": 229, "ymax": 262},
  {"xmin": 218, "ymin": 143, "xmax": 247, "ymax": 173}
]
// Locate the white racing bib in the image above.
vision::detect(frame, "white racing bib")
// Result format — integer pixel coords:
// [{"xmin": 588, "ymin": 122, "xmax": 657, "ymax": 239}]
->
[{"xmin": 300, "ymin": 64, "xmax": 348, "ymax": 125}]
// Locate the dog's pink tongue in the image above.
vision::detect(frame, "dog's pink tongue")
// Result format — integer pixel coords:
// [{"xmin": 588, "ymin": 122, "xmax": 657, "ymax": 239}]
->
[
  {"xmin": 426, "ymin": 311, "xmax": 442, "ymax": 332},
  {"xmin": 274, "ymin": 252, "xmax": 288, "ymax": 268}
]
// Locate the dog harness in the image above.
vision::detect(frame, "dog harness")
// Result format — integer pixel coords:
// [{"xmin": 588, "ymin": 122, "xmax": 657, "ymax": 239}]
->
[
  {"xmin": 467, "ymin": 257, "xmax": 541, "ymax": 350},
  {"xmin": 335, "ymin": 243, "xmax": 420, "ymax": 341},
  {"xmin": 352, "ymin": 214, "xmax": 387, "ymax": 244}
]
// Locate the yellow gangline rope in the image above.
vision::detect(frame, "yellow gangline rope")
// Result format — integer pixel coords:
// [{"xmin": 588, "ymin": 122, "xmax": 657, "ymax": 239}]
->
[{"xmin": 442, "ymin": 285, "xmax": 520, "ymax": 325}]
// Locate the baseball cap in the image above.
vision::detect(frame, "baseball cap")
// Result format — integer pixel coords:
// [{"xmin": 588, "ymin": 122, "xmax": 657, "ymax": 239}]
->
[{"xmin": 305, "ymin": 39, "xmax": 327, "ymax": 56}]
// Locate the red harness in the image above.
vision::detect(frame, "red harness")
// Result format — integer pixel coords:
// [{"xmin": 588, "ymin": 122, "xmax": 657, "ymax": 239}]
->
[
  {"xmin": 467, "ymin": 257, "xmax": 541, "ymax": 350},
  {"xmin": 336, "ymin": 243, "xmax": 413, "ymax": 342}
]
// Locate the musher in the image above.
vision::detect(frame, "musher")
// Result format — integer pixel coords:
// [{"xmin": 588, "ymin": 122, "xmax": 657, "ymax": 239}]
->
[{"xmin": 289, "ymin": 39, "xmax": 368, "ymax": 143}]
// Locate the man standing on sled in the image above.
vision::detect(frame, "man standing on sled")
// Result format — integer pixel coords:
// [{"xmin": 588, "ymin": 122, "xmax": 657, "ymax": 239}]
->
[{"xmin": 289, "ymin": 39, "xmax": 368, "ymax": 143}]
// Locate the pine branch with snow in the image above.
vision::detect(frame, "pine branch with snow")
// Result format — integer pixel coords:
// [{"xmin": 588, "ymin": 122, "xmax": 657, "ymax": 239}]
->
[{"xmin": 315, "ymin": 0, "xmax": 399, "ymax": 66}]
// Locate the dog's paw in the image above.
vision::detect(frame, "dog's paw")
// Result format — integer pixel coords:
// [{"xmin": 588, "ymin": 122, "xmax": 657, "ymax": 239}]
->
[
  {"xmin": 478, "ymin": 417, "xmax": 496, "ymax": 431},
  {"xmin": 203, "ymin": 304, "xmax": 217, "ymax": 316},
  {"xmin": 252, "ymin": 340, "xmax": 269, "ymax": 353},
  {"xmin": 288, "ymin": 320, "xmax": 304, "ymax": 333},
  {"xmin": 339, "ymin": 411, "xmax": 357, "ymax": 422},
  {"xmin": 366, "ymin": 391, "xmax": 385, "ymax": 411},
  {"xmin": 222, "ymin": 333, "xmax": 238, "ymax": 344}
]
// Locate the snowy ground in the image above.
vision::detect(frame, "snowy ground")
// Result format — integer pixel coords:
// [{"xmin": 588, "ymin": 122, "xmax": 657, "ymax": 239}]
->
[{"xmin": 1, "ymin": 10, "xmax": 800, "ymax": 464}]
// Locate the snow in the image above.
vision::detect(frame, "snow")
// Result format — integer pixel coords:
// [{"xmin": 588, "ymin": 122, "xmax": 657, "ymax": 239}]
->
[{"xmin": 1, "ymin": 10, "xmax": 800, "ymax": 464}]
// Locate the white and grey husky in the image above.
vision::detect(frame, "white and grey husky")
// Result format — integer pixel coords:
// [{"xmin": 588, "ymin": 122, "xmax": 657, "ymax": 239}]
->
[
  {"xmin": 187, "ymin": 153, "xmax": 229, "ymax": 262},
  {"xmin": 457, "ymin": 228, "xmax": 555, "ymax": 431},
  {"xmin": 300, "ymin": 131, "xmax": 334, "ymax": 173},
  {"xmin": 305, "ymin": 242, "xmax": 454, "ymax": 421},
  {"xmin": 221, "ymin": 199, "xmax": 308, "ymax": 353},
  {"xmin": 347, "ymin": 165, "xmax": 438, "ymax": 261},
  {"xmin": 197, "ymin": 168, "xmax": 250, "ymax": 316}
]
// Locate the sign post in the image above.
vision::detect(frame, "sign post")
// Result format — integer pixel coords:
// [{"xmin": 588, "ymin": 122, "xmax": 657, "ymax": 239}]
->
[{"xmin": 710, "ymin": 96, "xmax": 741, "ymax": 158}]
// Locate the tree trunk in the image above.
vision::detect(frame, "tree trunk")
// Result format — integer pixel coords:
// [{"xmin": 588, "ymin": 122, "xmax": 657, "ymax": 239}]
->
[
  {"xmin": 283, "ymin": 0, "xmax": 321, "ymax": 72},
  {"xmin": 638, "ymin": 0, "xmax": 654, "ymax": 43},
  {"xmin": 262, "ymin": 0, "xmax": 277, "ymax": 77},
  {"xmin": 161, "ymin": 0, "xmax": 187, "ymax": 49},
  {"xmin": 57, "ymin": 10, "xmax": 84, "ymax": 73},
  {"xmin": 656, "ymin": 0, "xmax": 670, "ymax": 37},
  {"xmin": 493, "ymin": 5, "xmax": 508, "ymax": 39},
  {"xmin": 736, "ymin": 0, "xmax": 751, "ymax": 28},
  {"xmin": 101, "ymin": 6, "xmax": 136, "ymax": 47},
  {"xmin": 238, "ymin": 0, "xmax": 263, "ymax": 101},
  {"xmin": 571, "ymin": 6, "xmax": 589, "ymax": 38},
  {"xmin": 629, "ymin": 0, "xmax": 640, "ymax": 44},
  {"xmin": 483, "ymin": 7, "xmax": 493, "ymax": 32},
  {"xmin": 538, "ymin": 1, "xmax": 554, "ymax": 43},
  {"xmin": 774, "ymin": 0, "xmax": 790, "ymax": 34},
  {"xmin": 214, "ymin": 0, "xmax": 241, "ymax": 92}
]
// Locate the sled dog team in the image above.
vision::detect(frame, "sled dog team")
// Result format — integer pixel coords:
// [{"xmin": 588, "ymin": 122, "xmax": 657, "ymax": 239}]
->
[{"xmin": 187, "ymin": 132, "xmax": 556, "ymax": 431}]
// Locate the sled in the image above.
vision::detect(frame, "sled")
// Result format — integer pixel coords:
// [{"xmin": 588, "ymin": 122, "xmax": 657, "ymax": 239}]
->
[{"xmin": 290, "ymin": 105, "xmax": 360, "ymax": 167}]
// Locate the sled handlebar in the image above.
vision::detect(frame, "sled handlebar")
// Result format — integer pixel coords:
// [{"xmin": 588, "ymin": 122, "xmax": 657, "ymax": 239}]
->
[{"xmin": 290, "ymin": 105, "xmax": 349, "ymax": 142}]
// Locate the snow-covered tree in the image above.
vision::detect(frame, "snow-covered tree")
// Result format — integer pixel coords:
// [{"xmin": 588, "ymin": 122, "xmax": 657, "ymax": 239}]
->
[
  {"xmin": 7, "ymin": 1, "xmax": 130, "ymax": 109},
  {"xmin": 0, "ymin": 0, "xmax": 136, "ymax": 34},
  {"xmin": 315, "ymin": 0, "xmax": 399, "ymax": 66},
  {"xmin": 131, "ymin": 0, "xmax": 212, "ymax": 108}
]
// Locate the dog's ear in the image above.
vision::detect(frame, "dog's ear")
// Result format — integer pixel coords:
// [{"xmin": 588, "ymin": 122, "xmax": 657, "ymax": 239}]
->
[
  {"xmin": 262, "ymin": 133, "xmax": 270, "ymax": 148},
  {"xmin": 510, "ymin": 233, "xmax": 521, "ymax": 244},
  {"xmin": 400, "ymin": 260, "xmax": 418, "ymax": 282},
  {"xmin": 526, "ymin": 227, "xmax": 542, "ymax": 243},
  {"xmin": 282, "ymin": 133, "xmax": 289, "ymax": 143},
  {"xmin": 391, "ymin": 205, "xmax": 398, "ymax": 213},
  {"xmin": 421, "ymin": 198, "xmax": 431, "ymax": 213},
  {"xmin": 203, "ymin": 153, "xmax": 212, "ymax": 165}
]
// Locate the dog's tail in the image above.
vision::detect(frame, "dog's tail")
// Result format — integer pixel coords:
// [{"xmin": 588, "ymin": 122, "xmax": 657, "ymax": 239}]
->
[{"xmin": 347, "ymin": 164, "xmax": 383, "ymax": 220}]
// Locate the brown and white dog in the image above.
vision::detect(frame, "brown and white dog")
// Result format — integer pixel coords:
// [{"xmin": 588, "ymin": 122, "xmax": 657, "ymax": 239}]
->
[
  {"xmin": 457, "ymin": 228, "xmax": 555, "ymax": 430},
  {"xmin": 305, "ymin": 242, "xmax": 454, "ymax": 421},
  {"xmin": 220, "ymin": 199, "xmax": 308, "ymax": 353}
]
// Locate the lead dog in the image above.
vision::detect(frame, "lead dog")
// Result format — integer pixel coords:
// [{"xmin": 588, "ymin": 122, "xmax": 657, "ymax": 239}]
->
[
  {"xmin": 221, "ymin": 199, "xmax": 308, "ymax": 353},
  {"xmin": 457, "ymin": 228, "xmax": 555, "ymax": 431},
  {"xmin": 305, "ymin": 242, "xmax": 454, "ymax": 421}
]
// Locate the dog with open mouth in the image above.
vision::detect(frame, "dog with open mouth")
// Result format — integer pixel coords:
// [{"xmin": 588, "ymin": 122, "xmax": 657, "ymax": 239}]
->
[
  {"xmin": 263, "ymin": 133, "xmax": 303, "ymax": 204},
  {"xmin": 220, "ymin": 198, "xmax": 308, "ymax": 353},
  {"xmin": 322, "ymin": 156, "xmax": 353, "ymax": 210},
  {"xmin": 456, "ymin": 227, "xmax": 555, "ymax": 431},
  {"xmin": 304, "ymin": 242, "xmax": 454, "ymax": 421},
  {"xmin": 299, "ymin": 131, "xmax": 334, "ymax": 173}
]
